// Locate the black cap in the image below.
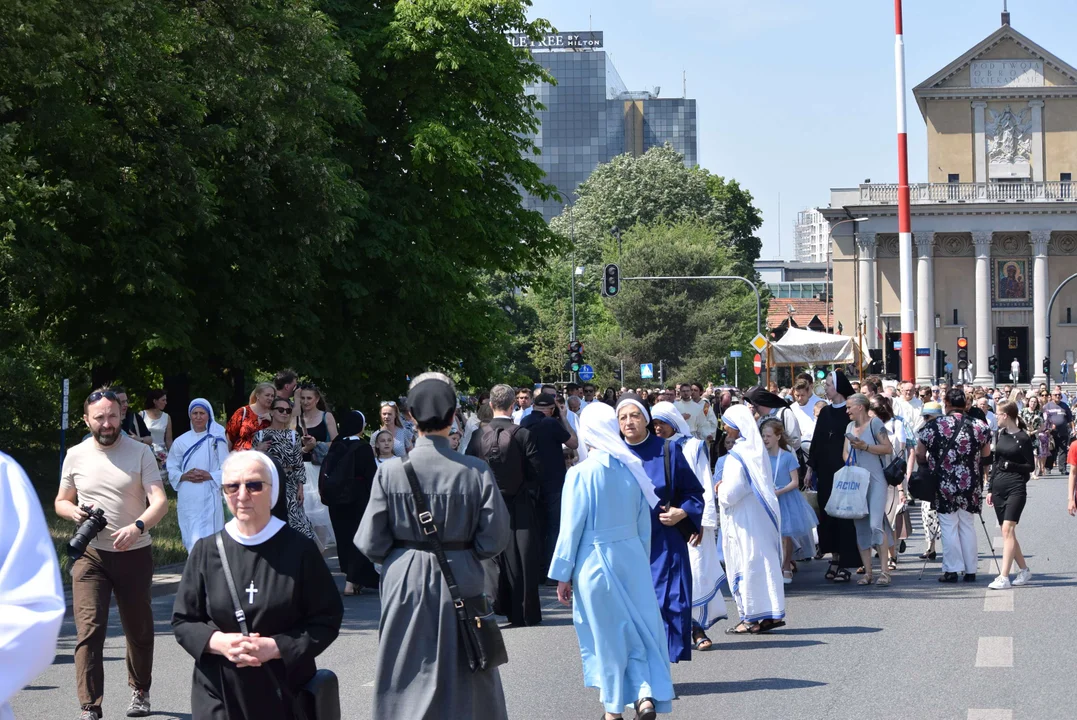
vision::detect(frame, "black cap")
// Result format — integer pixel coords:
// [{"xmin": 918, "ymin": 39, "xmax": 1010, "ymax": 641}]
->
[
  {"xmin": 532, "ymin": 393, "xmax": 555, "ymax": 408},
  {"xmin": 406, "ymin": 379, "xmax": 457, "ymax": 430}
]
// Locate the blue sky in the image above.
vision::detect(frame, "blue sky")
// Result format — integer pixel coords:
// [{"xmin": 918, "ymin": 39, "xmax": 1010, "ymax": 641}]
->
[{"xmin": 525, "ymin": 0, "xmax": 1075, "ymax": 260}]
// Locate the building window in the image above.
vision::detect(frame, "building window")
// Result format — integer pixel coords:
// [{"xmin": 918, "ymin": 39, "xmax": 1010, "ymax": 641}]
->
[
  {"xmin": 1068, "ymin": 307, "xmax": 1072, "ymax": 324},
  {"xmin": 947, "ymin": 174, "xmax": 960, "ymax": 200},
  {"xmin": 1062, "ymin": 173, "xmax": 1072, "ymax": 199},
  {"xmin": 948, "ymin": 174, "xmax": 960, "ymax": 183},
  {"xmin": 953, "ymin": 309, "xmax": 959, "ymax": 325}
]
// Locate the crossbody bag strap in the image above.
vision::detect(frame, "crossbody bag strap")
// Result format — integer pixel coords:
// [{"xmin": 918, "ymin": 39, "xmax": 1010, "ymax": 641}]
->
[
  {"xmin": 868, "ymin": 422, "xmax": 886, "ymax": 471},
  {"xmin": 663, "ymin": 438, "xmax": 675, "ymax": 505},
  {"xmin": 214, "ymin": 532, "xmax": 249, "ymax": 636},
  {"xmin": 936, "ymin": 416, "xmax": 967, "ymax": 467},
  {"xmin": 401, "ymin": 459, "xmax": 467, "ymax": 609}
]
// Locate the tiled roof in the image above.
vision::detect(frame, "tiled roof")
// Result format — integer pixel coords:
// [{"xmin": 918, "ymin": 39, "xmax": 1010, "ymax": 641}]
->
[{"xmin": 767, "ymin": 298, "xmax": 831, "ymax": 330}]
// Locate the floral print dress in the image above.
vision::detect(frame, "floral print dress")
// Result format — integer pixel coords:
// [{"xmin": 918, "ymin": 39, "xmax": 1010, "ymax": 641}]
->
[
  {"xmin": 1020, "ymin": 407, "xmax": 1049, "ymax": 456},
  {"xmin": 917, "ymin": 413, "xmax": 992, "ymax": 514},
  {"xmin": 255, "ymin": 428, "xmax": 316, "ymax": 540}
]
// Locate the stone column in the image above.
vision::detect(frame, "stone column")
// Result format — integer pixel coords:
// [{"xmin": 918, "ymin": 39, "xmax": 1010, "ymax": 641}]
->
[
  {"xmin": 857, "ymin": 232, "xmax": 877, "ymax": 350},
  {"xmin": 973, "ymin": 101, "xmax": 988, "ymax": 184},
  {"xmin": 1030, "ymin": 100, "xmax": 1045, "ymax": 184},
  {"xmin": 973, "ymin": 231, "xmax": 994, "ymax": 386},
  {"xmin": 915, "ymin": 232, "xmax": 936, "ymax": 385},
  {"xmin": 1032, "ymin": 230, "xmax": 1051, "ymax": 386}
]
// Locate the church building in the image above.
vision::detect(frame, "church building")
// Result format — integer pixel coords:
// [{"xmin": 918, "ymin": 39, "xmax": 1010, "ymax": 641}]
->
[{"xmin": 824, "ymin": 15, "xmax": 1077, "ymax": 386}]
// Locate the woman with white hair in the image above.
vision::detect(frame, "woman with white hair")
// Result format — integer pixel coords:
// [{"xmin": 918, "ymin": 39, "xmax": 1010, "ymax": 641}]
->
[
  {"xmin": 166, "ymin": 399, "xmax": 229, "ymax": 552},
  {"xmin": 650, "ymin": 401, "xmax": 727, "ymax": 651},
  {"xmin": 171, "ymin": 451, "xmax": 343, "ymax": 719},
  {"xmin": 717, "ymin": 405, "xmax": 786, "ymax": 634},
  {"xmin": 550, "ymin": 402, "xmax": 674, "ymax": 720}
]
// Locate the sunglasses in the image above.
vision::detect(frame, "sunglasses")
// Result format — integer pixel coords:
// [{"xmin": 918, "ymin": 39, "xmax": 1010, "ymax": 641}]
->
[
  {"xmin": 222, "ymin": 481, "xmax": 267, "ymax": 495},
  {"xmin": 380, "ymin": 401, "xmax": 397, "ymax": 407},
  {"xmin": 272, "ymin": 406, "xmax": 292, "ymax": 414},
  {"xmin": 86, "ymin": 390, "xmax": 119, "ymax": 404}
]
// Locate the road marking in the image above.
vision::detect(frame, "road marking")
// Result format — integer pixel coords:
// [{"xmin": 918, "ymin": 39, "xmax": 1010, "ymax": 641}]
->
[
  {"xmin": 975, "ymin": 637, "xmax": 1014, "ymax": 667},
  {"xmin": 983, "ymin": 590, "xmax": 1014, "ymax": 612},
  {"xmin": 362, "ymin": 680, "xmax": 375, "ymax": 687},
  {"xmin": 967, "ymin": 710, "xmax": 1013, "ymax": 720}
]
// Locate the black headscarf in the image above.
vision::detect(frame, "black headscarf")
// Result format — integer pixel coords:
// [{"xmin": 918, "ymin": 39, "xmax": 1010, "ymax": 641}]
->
[
  {"xmin": 745, "ymin": 386, "xmax": 792, "ymax": 409},
  {"xmin": 407, "ymin": 378, "xmax": 457, "ymax": 430},
  {"xmin": 830, "ymin": 369, "xmax": 855, "ymax": 399},
  {"xmin": 336, "ymin": 410, "xmax": 366, "ymax": 440}
]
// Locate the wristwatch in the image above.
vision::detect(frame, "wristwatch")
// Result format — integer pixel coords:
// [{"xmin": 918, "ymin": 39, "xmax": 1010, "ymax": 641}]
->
[{"xmin": 135, "ymin": 520, "xmax": 145, "ymax": 534}]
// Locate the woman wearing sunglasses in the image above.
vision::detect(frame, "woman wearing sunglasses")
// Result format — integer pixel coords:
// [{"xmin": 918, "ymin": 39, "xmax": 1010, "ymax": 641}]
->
[
  {"xmin": 370, "ymin": 401, "xmax": 413, "ymax": 457},
  {"xmin": 253, "ymin": 399, "xmax": 317, "ymax": 542},
  {"xmin": 172, "ymin": 451, "xmax": 343, "ymax": 719}
]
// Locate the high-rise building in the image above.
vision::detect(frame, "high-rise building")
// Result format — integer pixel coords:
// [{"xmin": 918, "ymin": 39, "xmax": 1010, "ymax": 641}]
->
[
  {"xmin": 511, "ymin": 30, "xmax": 698, "ymax": 222},
  {"xmin": 794, "ymin": 208, "xmax": 830, "ymax": 263}
]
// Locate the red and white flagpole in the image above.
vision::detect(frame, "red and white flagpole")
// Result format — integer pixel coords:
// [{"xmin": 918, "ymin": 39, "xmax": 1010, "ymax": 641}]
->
[{"xmin": 894, "ymin": 0, "xmax": 916, "ymax": 381}]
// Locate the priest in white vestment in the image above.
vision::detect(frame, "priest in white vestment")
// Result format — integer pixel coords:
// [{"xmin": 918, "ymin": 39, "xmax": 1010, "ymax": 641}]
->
[
  {"xmin": 166, "ymin": 399, "xmax": 228, "ymax": 552},
  {"xmin": 0, "ymin": 453, "xmax": 64, "ymax": 720},
  {"xmin": 716, "ymin": 406, "xmax": 786, "ymax": 635}
]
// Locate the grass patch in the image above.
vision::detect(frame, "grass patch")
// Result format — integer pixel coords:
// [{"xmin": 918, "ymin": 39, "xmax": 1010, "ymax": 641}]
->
[{"xmin": 12, "ymin": 444, "xmax": 189, "ymax": 586}]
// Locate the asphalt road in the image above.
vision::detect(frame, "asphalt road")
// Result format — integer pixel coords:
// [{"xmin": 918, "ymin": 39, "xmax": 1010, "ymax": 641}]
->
[{"xmin": 11, "ymin": 472, "xmax": 1076, "ymax": 720}]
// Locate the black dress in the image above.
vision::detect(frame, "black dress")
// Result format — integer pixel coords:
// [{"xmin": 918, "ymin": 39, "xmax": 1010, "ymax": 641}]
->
[
  {"xmin": 989, "ymin": 428, "xmax": 1034, "ymax": 524},
  {"xmin": 302, "ymin": 412, "xmax": 329, "ymax": 463},
  {"xmin": 318, "ymin": 437, "xmax": 381, "ymax": 588},
  {"xmin": 807, "ymin": 403, "xmax": 861, "ymax": 569},
  {"xmin": 172, "ymin": 526, "xmax": 343, "ymax": 719}
]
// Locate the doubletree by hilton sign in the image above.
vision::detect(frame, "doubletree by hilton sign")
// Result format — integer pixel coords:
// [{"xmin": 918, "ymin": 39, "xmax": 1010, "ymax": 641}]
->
[{"xmin": 507, "ymin": 31, "xmax": 603, "ymax": 50}]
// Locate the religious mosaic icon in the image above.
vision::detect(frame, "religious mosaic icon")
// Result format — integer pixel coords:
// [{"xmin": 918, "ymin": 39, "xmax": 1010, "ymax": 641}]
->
[{"xmin": 992, "ymin": 258, "xmax": 1031, "ymax": 306}]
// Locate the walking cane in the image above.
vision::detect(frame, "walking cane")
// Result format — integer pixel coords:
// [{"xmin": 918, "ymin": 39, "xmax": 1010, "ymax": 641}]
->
[
  {"xmin": 918, "ymin": 523, "xmax": 939, "ymax": 581},
  {"xmin": 978, "ymin": 511, "xmax": 1002, "ymax": 576}
]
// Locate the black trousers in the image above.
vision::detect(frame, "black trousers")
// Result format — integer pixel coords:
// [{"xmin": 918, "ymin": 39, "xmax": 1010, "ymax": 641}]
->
[
  {"xmin": 328, "ymin": 502, "xmax": 379, "ymax": 588},
  {"xmin": 494, "ymin": 492, "xmax": 542, "ymax": 626}
]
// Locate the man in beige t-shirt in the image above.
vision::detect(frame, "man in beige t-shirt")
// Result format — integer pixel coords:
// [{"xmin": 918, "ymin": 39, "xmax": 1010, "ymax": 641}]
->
[{"xmin": 56, "ymin": 389, "xmax": 168, "ymax": 720}]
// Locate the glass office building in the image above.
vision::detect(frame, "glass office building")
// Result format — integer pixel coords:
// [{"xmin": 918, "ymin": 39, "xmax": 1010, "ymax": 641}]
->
[{"xmin": 518, "ymin": 32, "xmax": 698, "ymax": 222}]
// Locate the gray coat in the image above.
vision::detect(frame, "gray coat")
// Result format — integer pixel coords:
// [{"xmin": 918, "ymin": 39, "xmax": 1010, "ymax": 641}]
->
[{"xmin": 356, "ymin": 434, "xmax": 511, "ymax": 720}]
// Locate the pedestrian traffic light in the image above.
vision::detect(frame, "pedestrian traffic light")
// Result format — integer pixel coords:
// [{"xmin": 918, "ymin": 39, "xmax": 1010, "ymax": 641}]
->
[
  {"xmin": 602, "ymin": 263, "xmax": 621, "ymax": 297},
  {"xmin": 568, "ymin": 340, "xmax": 584, "ymax": 372},
  {"xmin": 1044, "ymin": 356, "xmax": 1051, "ymax": 374},
  {"xmin": 988, "ymin": 355, "xmax": 998, "ymax": 374},
  {"xmin": 957, "ymin": 336, "xmax": 969, "ymax": 371}
]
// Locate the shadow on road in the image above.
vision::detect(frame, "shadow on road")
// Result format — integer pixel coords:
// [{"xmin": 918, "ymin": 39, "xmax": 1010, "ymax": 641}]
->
[
  {"xmin": 676, "ymin": 678, "xmax": 827, "ymax": 695},
  {"xmin": 779, "ymin": 625, "xmax": 882, "ymax": 635},
  {"xmin": 716, "ymin": 639, "xmax": 825, "ymax": 650}
]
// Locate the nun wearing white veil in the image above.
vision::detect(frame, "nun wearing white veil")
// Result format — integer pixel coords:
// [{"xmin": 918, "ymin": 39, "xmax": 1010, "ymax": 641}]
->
[
  {"xmin": 717, "ymin": 405, "xmax": 786, "ymax": 634},
  {"xmin": 650, "ymin": 402, "xmax": 728, "ymax": 648},
  {"xmin": 166, "ymin": 399, "xmax": 229, "ymax": 552},
  {"xmin": 550, "ymin": 402, "xmax": 674, "ymax": 720}
]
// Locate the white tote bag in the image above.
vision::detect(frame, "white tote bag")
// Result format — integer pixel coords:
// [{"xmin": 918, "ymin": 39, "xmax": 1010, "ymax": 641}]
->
[{"xmin": 825, "ymin": 451, "xmax": 870, "ymax": 520}]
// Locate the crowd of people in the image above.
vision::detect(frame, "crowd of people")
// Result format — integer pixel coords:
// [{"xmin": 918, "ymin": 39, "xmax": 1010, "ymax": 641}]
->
[{"xmin": 6, "ymin": 367, "xmax": 1077, "ymax": 720}]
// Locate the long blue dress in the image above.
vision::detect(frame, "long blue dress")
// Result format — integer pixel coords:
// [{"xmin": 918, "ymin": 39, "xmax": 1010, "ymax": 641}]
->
[
  {"xmin": 549, "ymin": 451, "xmax": 675, "ymax": 715},
  {"xmin": 627, "ymin": 433, "xmax": 705, "ymax": 663}
]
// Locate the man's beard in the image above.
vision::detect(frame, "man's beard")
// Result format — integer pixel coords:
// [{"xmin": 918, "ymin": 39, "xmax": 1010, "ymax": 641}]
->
[{"xmin": 93, "ymin": 426, "xmax": 120, "ymax": 446}]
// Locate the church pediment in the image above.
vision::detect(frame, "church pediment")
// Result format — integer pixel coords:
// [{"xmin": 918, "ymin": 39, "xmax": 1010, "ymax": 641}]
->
[{"xmin": 914, "ymin": 25, "xmax": 1077, "ymax": 115}]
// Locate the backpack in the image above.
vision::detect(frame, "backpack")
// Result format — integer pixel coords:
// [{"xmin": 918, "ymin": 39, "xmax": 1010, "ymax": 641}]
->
[
  {"xmin": 478, "ymin": 423, "xmax": 525, "ymax": 497},
  {"xmin": 319, "ymin": 439, "xmax": 362, "ymax": 505}
]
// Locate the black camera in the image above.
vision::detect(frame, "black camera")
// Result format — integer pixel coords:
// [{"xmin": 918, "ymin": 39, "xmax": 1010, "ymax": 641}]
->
[{"xmin": 68, "ymin": 505, "xmax": 107, "ymax": 561}]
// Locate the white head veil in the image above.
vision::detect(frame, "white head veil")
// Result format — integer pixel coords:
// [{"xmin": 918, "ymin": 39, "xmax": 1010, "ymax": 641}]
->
[
  {"xmin": 181, "ymin": 398, "xmax": 228, "ymax": 472},
  {"xmin": 222, "ymin": 451, "xmax": 286, "ymax": 546},
  {"xmin": 652, "ymin": 401, "xmax": 714, "ymax": 511},
  {"xmin": 650, "ymin": 401, "xmax": 691, "ymax": 438},
  {"xmin": 722, "ymin": 405, "xmax": 780, "ymax": 531},
  {"xmin": 579, "ymin": 402, "xmax": 661, "ymax": 508}
]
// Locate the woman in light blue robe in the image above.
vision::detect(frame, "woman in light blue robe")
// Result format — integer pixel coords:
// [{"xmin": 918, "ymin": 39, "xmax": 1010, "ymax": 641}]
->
[{"xmin": 550, "ymin": 402, "xmax": 674, "ymax": 720}]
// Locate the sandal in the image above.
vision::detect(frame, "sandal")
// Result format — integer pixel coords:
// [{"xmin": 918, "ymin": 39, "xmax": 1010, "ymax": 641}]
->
[
  {"xmin": 692, "ymin": 628, "xmax": 713, "ymax": 651},
  {"xmin": 856, "ymin": 566, "xmax": 866, "ymax": 575},
  {"xmin": 790, "ymin": 561, "xmax": 798, "ymax": 574},
  {"xmin": 636, "ymin": 697, "xmax": 657, "ymax": 720},
  {"xmin": 724, "ymin": 622, "xmax": 752, "ymax": 635},
  {"xmin": 824, "ymin": 564, "xmax": 839, "ymax": 580},
  {"xmin": 748, "ymin": 619, "xmax": 786, "ymax": 634},
  {"xmin": 876, "ymin": 572, "xmax": 892, "ymax": 586},
  {"xmin": 782, "ymin": 570, "xmax": 793, "ymax": 584},
  {"xmin": 857, "ymin": 575, "xmax": 875, "ymax": 586},
  {"xmin": 833, "ymin": 569, "xmax": 852, "ymax": 583},
  {"xmin": 887, "ymin": 558, "xmax": 898, "ymax": 571}
]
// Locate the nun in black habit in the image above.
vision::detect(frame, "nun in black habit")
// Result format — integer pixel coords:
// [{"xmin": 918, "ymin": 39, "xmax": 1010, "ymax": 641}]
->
[
  {"xmin": 172, "ymin": 451, "xmax": 343, "ymax": 719},
  {"xmin": 805, "ymin": 370, "xmax": 861, "ymax": 582}
]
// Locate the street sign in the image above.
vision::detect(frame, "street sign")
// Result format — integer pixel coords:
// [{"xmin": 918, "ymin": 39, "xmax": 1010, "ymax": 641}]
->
[
  {"xmin": 729, "ymin": 350, "xmax": 743, "ymax": 358},
  {"xmin": 640, "ymin": 363, "xmax": 654, "ymax": 380},
  {"xmin": 753, "ymin": 353, "xmax": 762, "ymax": 375},
  {"xmin": 750, "ymin": 334, "xmax": 768, "ymax": 353},
  {"xmin": 893, "ymin": 340, "xmax": 903, "ymax": 350},
  {"xmin": 577, "ymin": 364, "xmax": 594, "ymax": 381},
  {"xmin": 916, "ymin": 347, "xmax": 931, "ymax": 357}
]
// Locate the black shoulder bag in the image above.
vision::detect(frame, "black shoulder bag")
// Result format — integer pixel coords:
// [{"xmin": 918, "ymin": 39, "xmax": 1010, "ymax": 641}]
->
[
  {"xmin": 401, "ymin": 459, "xmax": 508, "ymax": 672},
  {"xmin": 662, "ymin": 439, "xmax": 698, "ymax": 541},
  {"xmin": 908, "ymin": 416, "xmax": 966, "ymax": 503},
  {"xmin": 875, "ymin": 422, "xmax": 907, "ymax": 487},
  {"xmin": 214, "ymin": 533, "xmax": 340, "ymax": 720}
]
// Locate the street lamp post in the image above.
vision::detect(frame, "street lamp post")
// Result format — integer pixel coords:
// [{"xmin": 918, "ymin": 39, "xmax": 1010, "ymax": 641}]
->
[{"xmin": 827, "ymin": 216, "xmax": 869, "ymax": 333}]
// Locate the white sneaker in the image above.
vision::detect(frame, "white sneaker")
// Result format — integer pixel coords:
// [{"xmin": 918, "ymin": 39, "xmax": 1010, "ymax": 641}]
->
[
  {"xmin": 1012, "ymin": 568, "xmax": 1032, "ymax": 586},
  {"xmin": 987, "ymin": 575, "xmax": 1012, "ymax": 590}
]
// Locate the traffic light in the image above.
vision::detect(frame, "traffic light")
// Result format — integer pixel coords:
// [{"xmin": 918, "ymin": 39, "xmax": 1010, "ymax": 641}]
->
[
  {"xmin": 957, "ymin": 336, "xmax": 969, "ymax": 371},
  {"xmin": 988, "ymin": 355, "xmax": 998, "ymax": 374},
  {"xmin": 720, "ymin": 363, "xmax": 728, "ymax": 382},
  {"xmin": 602, "ymin": 263, "xmax": 621, "ymax": 297},
  {"xmin": 567, "ymin": 340, "xmax": 584, "ymax": 372},
  {"xmin": 1044, "ymin": 356, "xmax": 1051, "ymax": 374},
  {"xmin": 936, "ymin": 350, "xmax": 948, "ymax": 380},
  {"xmin": 613, "ymin": 367, "xmax": 623, "ymax": 382}
]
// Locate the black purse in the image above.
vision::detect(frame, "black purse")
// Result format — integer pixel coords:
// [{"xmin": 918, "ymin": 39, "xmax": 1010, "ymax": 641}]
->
[
  {"xmin": 908, "ymin": 417, "xmax": 966, "ymax": 503},
  {"xmin": 401, "ymin": 458, "xmax": 508, "ymax": 672},
  {"xmin": 662, "ymin": 438, "xmax": 698, "ymax": 541},
  {"xmin": 214, "ymin": 533, "xmax": 340, "ymax": 720}
]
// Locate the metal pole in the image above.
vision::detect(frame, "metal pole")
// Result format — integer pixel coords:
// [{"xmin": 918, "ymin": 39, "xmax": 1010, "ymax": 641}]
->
[
  {"xmin": 735, "ymin": 357, "xmax": 738, "ymax": 387},
  {"xmin": 59, "ymin": 378, "xmax": 69, "ymax": 480},
  {"xmin": 1045, "ymin": 272, "xmax": 1077, "ymax": 393},
  {"xmin": 894, "ymin": 0, "xmax": 916, "ymax": 381},
  {"xmin": 570, "ymin": 207, "xmax": 576, "ymax": 342}
]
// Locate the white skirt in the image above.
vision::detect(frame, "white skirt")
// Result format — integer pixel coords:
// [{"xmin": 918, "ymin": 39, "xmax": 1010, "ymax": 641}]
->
[
  {"xmin": 688, "ymin": 526, "xmax": 729, "ymax": 630},
  {"xmin": 302, "ymin": 462, "xmax": 336, "ymax": 547}
]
